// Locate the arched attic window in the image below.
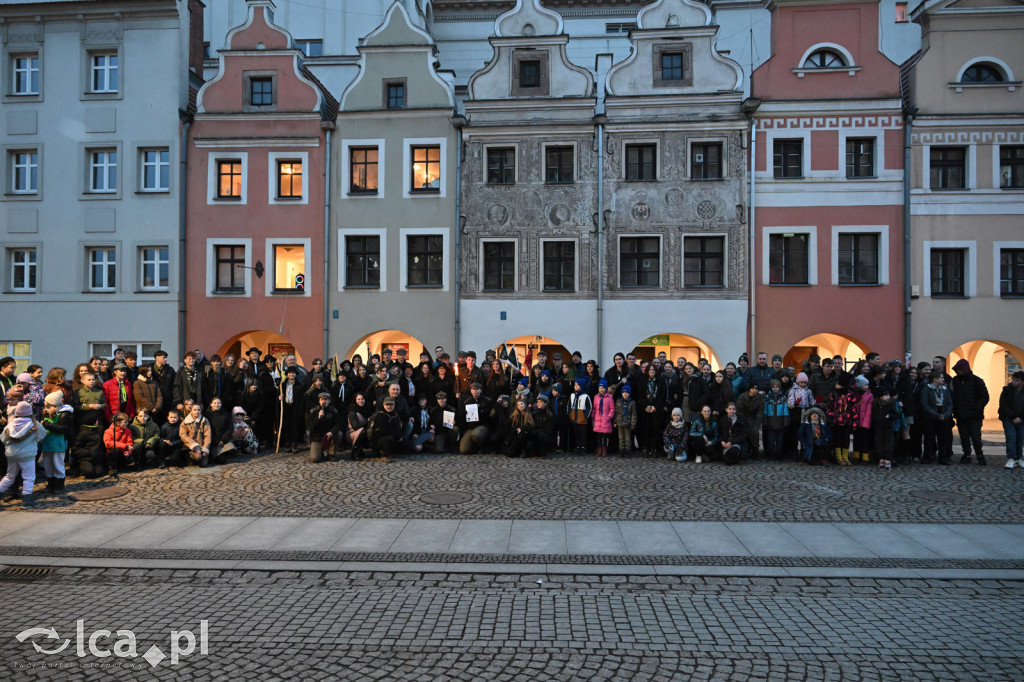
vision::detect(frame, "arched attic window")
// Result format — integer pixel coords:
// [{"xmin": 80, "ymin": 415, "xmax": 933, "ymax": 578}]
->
[
  {"xmin": 952, "ymin": 58, "xmax": 1020, "ymax": 93},
  {"xmin": 802, "ymin": 49, "xmax": 845, "ymax": 69},
  {"xmin": 960, "ymin": 62, "xmax": 1004, "ymax": 83},
  {"xmin": 793, "ymin": 44, "xmax": 860, "ymax": 78}
]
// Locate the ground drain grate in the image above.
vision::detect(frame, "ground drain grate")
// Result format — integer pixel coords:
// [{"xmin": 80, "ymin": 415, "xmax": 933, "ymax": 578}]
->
[
  {"xmin": 910, "ymin": 490, "xmax": 972, "ymax": 504},
  {"xmin": 419, "ymin": 491, "xmax": 474, "ymax": 505},
  {"xmin": 0, "ymin": 565, "xmax": 56, "ymax": 581}
]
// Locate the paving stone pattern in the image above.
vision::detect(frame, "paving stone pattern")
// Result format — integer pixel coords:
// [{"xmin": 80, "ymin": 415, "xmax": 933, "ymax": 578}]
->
[
  {"xmin": 22, "ymin": 451, "xmax": 1024, "ymax": 523},
  {"xmin": 2, "ymin": 571, "xmax": 1022, "ymax": 680}
]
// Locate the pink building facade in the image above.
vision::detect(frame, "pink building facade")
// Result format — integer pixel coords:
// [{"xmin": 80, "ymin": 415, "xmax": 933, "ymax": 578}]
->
[
  {"xmin": 185, "ymin": 0, "xmax": 336, "ymax": 365},
  {"xmin": 751, "ymin": 0, "xmax": 906, "ymax": 368}
]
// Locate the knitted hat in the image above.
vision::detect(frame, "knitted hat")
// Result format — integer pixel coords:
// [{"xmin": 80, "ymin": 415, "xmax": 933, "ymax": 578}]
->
[
  {"xmin": 771, "ymin": 354, "xmax": 783, "ymax": 362},
  {"xmin": 44, "ymin": 391, "xmax": 64, "ymax": 406},
  {"xmin": 537, "ymin": 393, "xmax": 550, "ymax": 404},
  {"xmin": 621, "ymin": 383, "xmax": 632, "ymax": 394},
  {"xmin": 318, "ymin": 392, "xmax": 331, "ymax": 400},
  {"xmin": 435, "ymin": 391, "xmax": 448, "ymax": 400},
  {"xmin": 471, "ymin": 382, "xmax": 483, "ymax": 390},
  {"xmin": 574, "ymin": 377, "xmax": 588, "ymax": 391},
  {"xmin": 854, "ymin": 376, "xmax": 869, "ymax": 388},
  {"xmin": 796, "ymin": 372, "xmax": 809, "ymax": 384},
  {"xmin": 671, "ymin": 407, "xmax": 683, "ymax": 419},
  {"xmin": 232, "ymin": 406, "xmax": 247, "ymax": 415},
  {"xmin": 16, "ymin": 373, "xmax": 33, "ymax": 384},
  {"xmin": 383, "ymin": 397, "xmax": 396, "ymax": 406},
  {"xmin": 14, "ymin": 402, "xmax": 32, "ymax": 417},
  {"xmin": 541, "ymin": 370, "xmax": 551, "ymax": 380},
  {"xmin": 498, "ymin": 394, "xmax": 510, "ymax": 402},
  {"xmin": 770, "ymin": 379, "xmax": 781, "ymax": 388},
  {"xmin": 598, "ymin": 378, "xmax": 609, "ymax": 389},
  {"xmin": 518, "ymin": 376, "xmax": 529, "ymax": 387}
]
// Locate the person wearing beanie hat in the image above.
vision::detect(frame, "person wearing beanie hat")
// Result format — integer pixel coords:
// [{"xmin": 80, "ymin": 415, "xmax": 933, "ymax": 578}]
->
[
  {"xmin": 850, "ymin": 373, "xmax": 876, "ymax": 464},
  {"xmin": 592, "ymin": 376, "xmax": 615, "ymax": 455},
  {"xmin": 786, "ymin": 372, "xmax": 817, "ymax": 458},
  {"xmin": 919, "ymin": 368, "xmax": 954, "ymax": 465},
  {"xmin": 16, "ymin": 371, "xmax": 46, "ymax": 420},
  {"xmin": 230, "ymin": 406, "xmax": 258, "ymax": 455},
  {"xmin": 308, "ymin": 391, "xmax": 339, "ymax": 463},
  {"xmin": 950, "ymin": 358, "xmax": 989, "ymax": 465},
  {"xmin": 762, "ymin": 379, "xmax": 790, "ymax": 460},
  {"xmin": 614, "ymin": 383, "xmax": 637, "ymax": 456},
  {"xmin": 1, "ymin": 400, "xmax": 46, "ymax": 507},
  {"xmin": 999, "ymin": 371, "xmax": 1024, "ymax": 468},
  {"xmin": 567, "ymin": 375, "xmax": 592, "ymax": 453},
  {"xmin": 663, "ymin": 406, "xmax": 688, "ymax": 462},
  {"xmin": 40, "ymin": 391, "xmax": 75, "ymax": 494}
]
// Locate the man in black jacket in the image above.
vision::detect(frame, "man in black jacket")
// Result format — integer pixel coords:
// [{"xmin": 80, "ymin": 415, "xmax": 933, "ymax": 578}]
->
[{"xmin": 951, "ymin": 358, "xmax": 989, "ymax": 464}]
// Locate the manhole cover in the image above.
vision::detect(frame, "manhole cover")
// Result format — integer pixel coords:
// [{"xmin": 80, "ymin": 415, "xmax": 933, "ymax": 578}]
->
[
  {"xmin": 419, "ymin": 491, "xmax": 473, "ymax": 505},
  {"xmin": 67, "ymin": 486, "xmax": 129, "ymax": 502},
  {"xmin": 910, "ymin": 490, "xmax": 971, "ymax": 504}
]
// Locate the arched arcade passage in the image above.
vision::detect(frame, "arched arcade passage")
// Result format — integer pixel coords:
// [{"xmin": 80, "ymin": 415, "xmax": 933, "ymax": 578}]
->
[
  {"xmin": 498, "ymin": 335, "xmax": 573, "ymax": 368},
  {"xmin": 782, "ymin": 333, "xmax": 870, "ymax": 373},
  {"xmin": 344, "ymin": 330, "xmax": 429, "ymax": 364},
  {"xmin": 219, "ymin": 330, "xmax": 306, "ymax": 368},
  {"xmin": 629, "ymin": 333, "xmax": 723, "ymax": 371},
  {"xmin": 947, "ymin": 339, "xmax": 1024, "ymax": 421}
]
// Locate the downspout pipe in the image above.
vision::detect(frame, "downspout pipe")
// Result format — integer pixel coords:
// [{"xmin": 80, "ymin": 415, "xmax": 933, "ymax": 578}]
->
[
  {"xmin": 323, "ymin": 124, "xmax": 333, "ymax": 361},
  {"xmin": 178, "ymin": 111, "xmax": 192, "ymax": 360},
  {"xmin": 595, "ymin": 119, "xmax": 605, "ymax": 368},
  {"xmin": 452, "ymin": 113, "xmax": 466, "ymax": 353},
  {"xmin": 903, "ymin": 110, "xmax": 915, "ymax": 361},
  {"xmin": 748, "ymin": 119, "xmax": 756, "ymax": 360}
]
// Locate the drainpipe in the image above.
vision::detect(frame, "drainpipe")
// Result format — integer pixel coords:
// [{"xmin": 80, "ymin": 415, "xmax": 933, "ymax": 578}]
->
[
  {"xmin": 178, "ymin": 111, "xmax": 192, "ymax": 360},
  {"xmin": 323, "ymin": 124, "xmax": 333, "ymax": 361},
  {"xmin": 452, "ymin": 113, "xmax": 466, "ymax": 352},
  {"xmin": 903, "ymin": 110, "xmax": 915, "ymax": 360},
  {"xmin": 748, "ymin": 119, "xmax": 756, "ymax": 359},
  {"xmin": 595, "ymin": 118, "xmax": 605, "ymax": 368}
]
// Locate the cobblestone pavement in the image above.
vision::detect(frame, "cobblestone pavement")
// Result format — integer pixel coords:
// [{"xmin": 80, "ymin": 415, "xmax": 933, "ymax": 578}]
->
[
  {"xmin": 2, "ymin": 570, "xmax": 1022, "ymax": 680},
  {"xmin": 18, "ymin": 448, "xmax": 1024, "ymax": 523}
]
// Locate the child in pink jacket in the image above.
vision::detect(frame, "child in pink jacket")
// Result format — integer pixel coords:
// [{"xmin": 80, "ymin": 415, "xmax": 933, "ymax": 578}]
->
[
  {"xmin": 592, "ymin": 378, "xmax": 615, "ymax": 456},
  {"xmin": 852, "ymin": 376, "xmax": 874, "ymax": 464}
]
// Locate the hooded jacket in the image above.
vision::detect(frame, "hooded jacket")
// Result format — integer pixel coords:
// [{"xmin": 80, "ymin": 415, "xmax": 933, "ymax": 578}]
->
[
  {"xmin": 179, "ymin": 413, "xmax": 212, "ymax": 453},
  {"xmin": 1, "ymin": 415, "xmax": 46, "ymax": 461}
]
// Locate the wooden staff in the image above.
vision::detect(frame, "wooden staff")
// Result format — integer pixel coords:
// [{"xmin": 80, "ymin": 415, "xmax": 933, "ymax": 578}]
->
[{"xmin": 275, "ymin": 359, "xmax": 285, "ymax": 455}]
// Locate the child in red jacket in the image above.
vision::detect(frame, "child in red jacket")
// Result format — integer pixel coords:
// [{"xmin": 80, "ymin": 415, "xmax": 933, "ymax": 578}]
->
[{"xmin": 103, "ymin": 412, "xmax": 135, "ymax": 476}]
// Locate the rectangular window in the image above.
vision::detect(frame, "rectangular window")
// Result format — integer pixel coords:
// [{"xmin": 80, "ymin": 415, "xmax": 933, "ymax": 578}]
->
[
  {"xmin": 684, "ymin": 237, "xmax": 724, "ymax": 287},
  {"xmin": 217, "ymin": 160, "xmax": 242, "ymax": 199},
  {"xmin": 89, "ymin": 150, "xmax": 117, "ymax": 193},
  {"xmin": 249, "ymin": 77, "xmax": 273, "ymax": 106},
  {"xmin": 1000, "ymin": 146, "xmax": 1024, "ymax": 189},
  {"xmin": 410, "ymin": 145, "xmax": 441, "ymax": 192},
  {"xmin": 486, "ymin": 147, "xmax": 516, "ymax": 185},
  {"xmin": 12, "ymin": 55, "xmax": 39, "ymax": 95},
  {"xmin": 545, "ymin": 146, "xmax": 573, "ymax": 184},
  {"xmin": 295, "ymin": 39, "xmax": 323, "ymax": 57},
  {"xmin": 625, "ymin": 144, "xmax": 656, "ymax": 181},
  {"xmin": 276, "ymin": 160, "xmax": 303, "ymax": 199},
  {"xmin": 930, "ymin": 146, "xmax": 966, "ymax": 189},
  {"xmin": 90, "ymin": 342, "xmax": 159, "ymax": 365},
  {"xmin": 346, "ymin": 236, "xmax": 381, "ymax": 288},
  {"xmin": 140, "ymin": 247, "xmax": 169, "ymax": 291},
  {"xmin": 519, "ymin": 60, "xmax": 541, "ymax": 88},
  {"xmin": 661, "ymin": 52, "xmax": 685, "ymax": 81},
  {"xmin": 386, "ymin": 82, "xmax": 404, "ymax": 109},
  {"xmin": 606, "ymin": 23, "xmax": 636, "ymax": 34},
  {"xmin": 407, "ymin": 235, "xmax": 444, "ymax": 287},
  {"xmin": 11, "ymin": 150, "xmax": 38, "ymax": 193},
  {"xmin": 690, "ymin": 143, "xmax": 722, "ymax": 180},
  {"xmin": 91, "ymin": 53, "xmax": 118, "ymax": 93},
  {"xmin": 543, "ymin": 241, "xmax": 575, "ymax": 292},
  {"xmin": 846, "ymin": 138, "xmax": 875, "ymax": 178},
  {"xmin": 895, "ymin": 2, "xmax": 909, "ymax": 22},
  {"xmin": 214, "ymin": 245, "xmax": 246, "ymax": 293},
  {"xmin": 483, "ymin": 242, "xmax": 516, "ymax": 291},
  {"xmin": 930, "ymin": 248, "xmax": 965, "ymax": 297},
  {"xmin": 999, "ymin": 249, "xmax": 1024, "ymax": 297},
  {"xmin": 141, "ymin": 149, "xmax": 170, "ymax": 192},
  {"xmin": 769, "ymin": 233, "xmax": 809, "ymax": 284},
  {"xmin": 0, "ymin": 342, "xmax": 30, "ymax": 373},
  {"xmin": 619, "ymin": 237, "xmax": 660, "ymax": 287},
  {"xmin": 10, "ymin": 248, "xmax": 36, "ymax": 292},
  {"xmin": 350, "ymin": 147, "xmax": 378, "ymax": 194},
  {"xmin": 274, "ymin": 244, "xmax": 305, "ymax": 291},
  {"xmin": 89, "ymin": 247, "xmax": 116, "ymax": 291},
  {"xmin": 837, "ymin": 233, "xmax": 879, "ymax": 285},
  {"xmin": 773, "ymin": 139, "xmax": 803, "ymax": 178}
]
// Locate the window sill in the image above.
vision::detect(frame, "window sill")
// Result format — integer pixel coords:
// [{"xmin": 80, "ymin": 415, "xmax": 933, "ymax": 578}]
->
[
  {"xmin": 771, "ymin": 175, "xmax": 805, "ymax": 180},
  {"xmin": 619, "ymin": 285, "xmax": 661, "ymax": 289},
  {"xmin": 271, "ymin": 289, "xmax": 306, "ymax": 295},
  {"xmin": 1000, "ymin": 186, "xmax": 1024, "ymax": 191},
  {"xmin": 274, "ymin": 196, "xmax": 303, "ymax": 202},
  {"xmin": 409, "ymin": 189, "xmax": 441, "ymax": 195},
  {"xmin": 87, "ymin": 289, "xmax": 117, "ymax": 294},
  {"xmin": 343, "ymin": 285, "xmax": 380, "ymax": 290},
  {"xmin": 544, "ymin": 181, "xmax": 574, "ymax": 186},
  {"xmin": 4, "ymin": 192, "xmax": 41, "ymax": 201},
  {"xmin": 211, "ymin": 289, "xmax": 247, "ymax": 296},
  {"xmin": 406, "ymin": 284, "xmax": 443, "ymax": 289},
  {"xmin": 81, "ymin": 92, "xmax": 122, "ymax": 101},
  {"xmin": 136, "ymin": 189, "xmax": 170, "ymax": 195},
  {"xmin": 682, "ymin": 285, "xmax": 726, "ymax": 289},
  {"xmin": 1000, "ymin": 294, "xmax": 1024, "ymax": 299},
  {"xmin": 930, "ymin": 294, "xmax": 968, "ymax": 299},
  {"xmin": 213, "ymin": 196, "xmax": 243, "ymax": 202},
  {"xmin": 81, "ymin": 192, "xmax": 120, "ymax": 201},
  {"xmin": 845, "ymin": 175, "xmax": 878, "ymax": 181},
  {"xmin": 3, "ymin": 94, "xmax": 42, "ymax": 103},
  {"xmin": 768, "ymin": 282, "xmax": 811, "ymax": 287},
  {"xmin": 623, "ymin": 178, "xmax": 658, "ymax": 183},
  {"xmin": 481, "ymin": 289, "xmax": 516, "ymax": 293},
  {"xmin": 838, "ymin": 282, "xmax": 882, "ymax": 287},
  {"xmin": 136, "ymin": 288, "xmax": 170, "ymax": 294},
  {"xmin": 928, "ymin": 187, "xmax": 967, "ymax": 192},
  {"xmin": 7, "ymin": 290, "xmax": 36, "ymax": 294},
  {"xmin": 689, "ymin": 177, "xmax": 724, "ymax": 182},
  {"xmin": 485, "ymin": 182, "xmax": 516, "ymax": 187},
  {"xmin": 347, "ymin": 191, "xmax": 379, "ymax": 197}
]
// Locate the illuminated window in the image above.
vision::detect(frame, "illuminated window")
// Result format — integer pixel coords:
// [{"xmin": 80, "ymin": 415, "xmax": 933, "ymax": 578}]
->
[
  {"xmin": 410, "ymin": 145, "xmax": 440, "ymax": 192},
  {"xmin": 273, "ymin": 244, "xmax": 305, "ymax": 291},
  {"xmin": 217, "ymin": 160, "xmax": 242, "ymax": 199},
  {"xmin": 350, "ymin": 147, "xmax": 378, "ymax": 194},
  {"xmin": 277, "ymin": 160, "xmax": 302, "ymax": 199}
]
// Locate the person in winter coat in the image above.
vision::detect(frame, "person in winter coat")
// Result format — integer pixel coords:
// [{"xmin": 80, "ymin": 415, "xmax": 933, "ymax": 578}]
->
[
  {"xmin": 851, "ymin": 376, "xmax": 875, "ymax": 464},
  {"xmin": 614, "ymin": 383, "xmax": 638, "ymax": 457},
  {"xmin": 919, "ymin": 369, "xmax": 953, "ymax": 465},
  {"xmin": 823, "ymin": 372, "xmax": 858, "ymax": 466},
  {"xmin": 133, "ymin": 365, "xmax": 164, "ymax": 417},
  {"xmin": 347, "ymin": 392, "xmax": 372, "ymax": 459},
  {"xmin": 787, "ymin": 372, "xmax": 816, "ymax": 457},
  {"xmin": 368, "ymin": 396, "xmax": 404, "ymax": 458},
  {"xmin": 307, "ymin": 393, "xmax": 340, "ymax": 463},
  {"xmin": 157, "ymin": 409, "xmax": 184, "ymax": 468},
  {"xmin": 129, "ymin": 408, "xmax": 160, "ymax": 467},
  {"xmin": 762, "ymin": 380, "xmax": 790, "ymax": 460},
  {"xmin": 687, "ymin": 405, "xmax": 717, "ymax": 464},
  {"xmin": 179, "ymin": 403, "xmax": 213, "ymax": 467},
  {"xmin": 717, "ymin": 403, "xmax": 747, "ymax": 465},
  {"xmin": 999, "ymin": 371, "xmax": 1024, "ymax": 468},
  {"xmin": 872, "ymin": 392, "xmax": 901, "ymax": 469},
  {"xmin": 102, "ymin": 365, "xmax": 136, "ymax": 422},
  {"xmin": 950, "ymin": 358, "xmax": 990, "ymax": 465},
  {"xmin": 567, "ymin": 377, "xmax": 592, "ymax": 454},
  {"xmin": 206, "ymin": 397, "xmax": 236, "ymax": 463},
  {"xmin": 41, "ymin": 391, "xmax": 75, "ymax": 493},
  {"xmin": 591, "ymin": 378, "xmax": 615, "ymax": 456},
  {"xmin": 0, "ymin": 402, "xmax": 47, "ymax": 507},
  {"xmin": 636, "ymin": 366, "xmax": 664, "ymax": 457},
  {"xmin": 72, "ymin": 412, "xmax": 107, "ymax": 478},
  {"xmin": 238, "ymin": 379, "xmax": 264, "ymax": 443},
  {"xmin": 797, "ymin": 406, "xmax": 832, "ymax": 466},
  {"xmin": 104, "ymin": 412, "xmax": 136, "ymax": 474},
  {"xmin": 230, "ymin": 406, "xmax": 258, "ymax": 455},
  {"xmin": 531, "ymin": 394, "xmax": 555, "ymax": 456},
  {"xmin": 735, "ymin": 385, "xmax": 764, "ymax": 458},
  {"xmin": 73, "ymin": 371, "xmax": 106, "ymax": 429},
  {"xmin": 663, "ymin": 407, "xmax": 689, "ymax": 462}
]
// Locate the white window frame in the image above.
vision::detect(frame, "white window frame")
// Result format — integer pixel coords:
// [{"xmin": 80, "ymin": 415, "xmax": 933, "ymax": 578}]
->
[
  {"xmin": 993, "ymin": 241, "xmax": 1024, "ymax": 297},
  {"xmin": 923, "ymin": 240, "xmax": 976, "ymax": 298},
  {"xmin": 267, "ymin": 151, "xmax": 309, "ymax": 205},
  {"xmin": 763, "ymin": 226, "xmax": 818, "ymax": 285},
  {"xmin": 90, "ymin": 342, "xmax": 160, "ymax": 365},
  {"xmin": 207, "ymin": 152, "xmax": 248, "ymax": 204},
  {"xmin": 686, "ymin": 137, "xmax": 728, "ymax": 180},
  {"xmin": 88, "ymin": 148, "xmax": 118, "ymax": 194},
  {"xmin": 400, "ymin": 228, "xmax": 450, "ymax": 292},
  {"xmin": 955, "ymin": 57, "xmax": 1016, "ymax": 85},
  {"xmin": 838, "ymin": 130, "xmax": 883, "ymax": 178},
  {"xmin": 482, "ymin": 142, "xmax": 520, "ymax": 185},
  {"xmin": 90, "ymin": 52, "xmax": 119, "ymax": 94},
  {"xmin": 9, "ymin": 247, "xmax": 37, "ymax": 292},
  {"xmin": 11, "ymin": 149, "xmax": 38, "ymax": 194},
  {"xmin": 831, "ymin": 226, "xmax": 889, "ymax": 285},
  {"xmin": 923, "ymin": 144, "xmax": 976, "ymax": 191},
  {"xmin": 764, "ymin": 130, "xmax": 812, "ymax": 180},
  {"xmin": 266, "ymin": 237, "xmax": 312, "ymax": 297},
  {"xmin": 206, "ymin": 238, "xmax": 252, "ymax": 297},
  {"xmin": 140, "ymin": 147, "xmax": 170, "ymax": 192},
  {"xmin": 338, "ymin": 228, "xmax": 388, "ymax": 292},
  {"xmin": 403, "ymin": 137, "xmax": 447, "ymax": 198},
  {"xmin": 11, "ymin": 53, "xmax": 39, "ymax": 96},
  {"xmin": 620, "ymin": 138, "xmax": 661, "ymax": 181},
  {"xmin": 681, "ymin": 233, "xmax": 728, "ymax": 288},
  {"xmin": 87, "ymin": 245, "xmax": 118, "ymax": 292},
  {"xmin": 794, "ymin": 43, "xmax": 860, "ymax": 77},
  {"xmin": 617, "ymin": 233, "xmax": 663, "ymax": 288},
  {"xmin": 539, "ymin": 237, "xmax": 580, "ymax": 292},
  {"xmin": 139, "ymin": 246, "xmax": 170, "ymax": 292},
  {"xmin": 341, "ymin": 138, "xmax": 385, "ymax": 198},
  {"xmin": 479, "ymin": 238, "xmax": 519, "ymax": 292},
  {"xmin": 0, "ymin": 342, "xmax": 31, "ymax": 372}
]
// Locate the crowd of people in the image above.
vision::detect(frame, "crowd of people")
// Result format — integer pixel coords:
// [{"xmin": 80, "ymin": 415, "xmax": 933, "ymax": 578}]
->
[{"xmin": 2, "ymin": 343, "xmax": 1023, "ymax": 509}]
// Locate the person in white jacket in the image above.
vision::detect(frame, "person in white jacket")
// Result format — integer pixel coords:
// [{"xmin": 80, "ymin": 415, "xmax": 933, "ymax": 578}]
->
[{"xmin": 1, "ymin": 402, "xmax": 47, "ymax": 507}]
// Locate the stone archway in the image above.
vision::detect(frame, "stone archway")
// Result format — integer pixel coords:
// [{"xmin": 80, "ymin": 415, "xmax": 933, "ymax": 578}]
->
[
  {"xmin": 947, "ymin": 339, "xmax": 1024, "ymax": 420},
  {"xmin": 782, "ymin": 333, "xmax": 871, "ymax": 373},
  {"xmin": 629, "ymin": 333, "xmax": 723, "ymax": 371},
  {"xmin": 344, "ymin": 329, "xmax": 430, "ymax": 365},
  {"xmin": 218, "ymin": 330, "xmax": 306, "ymax": 368}
]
